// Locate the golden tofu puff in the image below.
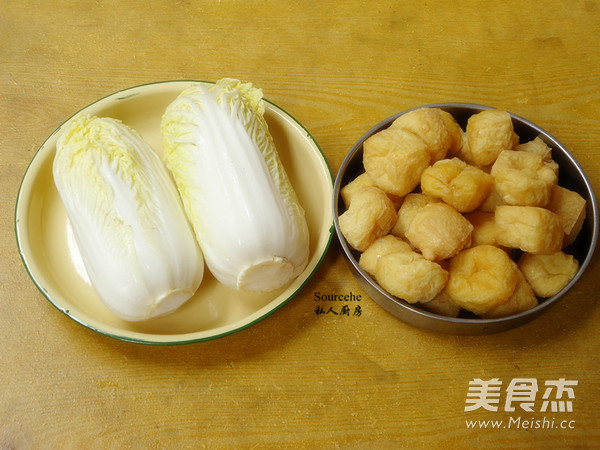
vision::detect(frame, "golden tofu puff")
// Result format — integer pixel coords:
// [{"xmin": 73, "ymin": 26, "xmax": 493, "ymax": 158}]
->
[
  {"xmin": 358, "ymin": 235, "xmax": 413, "ymax": 277},
  {"xmin": 478, "ymin": 185, "xmax": 506, "ymax": 213},
  {"xmin": 456, "ymin": 131, "xmax": 475, "ymax": 166},
  {"xmin": 419, "ymin": 290, "xmax": 462, "ymax": 318},
  {"xmin": 517, "ymin": 136, "xmax": 559, "ymax": 175},
  {"xmin": 375, "ymin": 251, "xmax": 448, "ymax": 304},
  {"xmin": 544, "ymin": 159, "xmax": 560, "ymax": 176},
  {"xmin": 405, "ymin": 202, "xmax": 473, "ymax": 261},
  {"xmin": 517, "ymin": 136, "xmax": 552, "ymax": 160},
  {"xmin": 340, "ymin": 172, "xmax": 403, "ymax": 210},
  {"xmin": 518, "ymin": 251, "xmax": 579, "ymax": 298},
  {"xmin": 391, "ymin": 107, "xmax": 452, "ymax": 162},
  {"xmin": 438, "ymin": 109, "xmax": 465, "ymax": 156},
  {"xmin": 390, "ymin": 193, "xmax": 438, "ymax": 240},
  {"xmin": 491, "ymin": 150, "xmax": 558, "ymax": 207},
  {"xmin": 420, "ymin": 157, "xmax": 494, "ymax": 212},
  {"xmin": 546, "ymin": 185, "xmax": 587, "ymax": 247},
  {"xmin": 444, "ymin": 245, "xmax": 519, "ymax": 315},
  {"xmin": 464, "ymin": 211, "xmax": 499, "ymax": 247},
  {"xmin": 465, "ymin": 109, "xmax": 517, "ymax": 167},
  {"xmin": 480, "ymin": 268, "xmax": 538, "ymax": 318},
  {"xmin": 495, "ymin": 205, "xmax": 563, "ymax": 254},
  {"xmin": 363, "ymin": 128, "xmax": 431, "ymax": 197},
  {"xmin": 340, "ymin": 172, "xmax": 372, "ymax": 209},
  {"xmin": 338, "ymin": 185, "xmax": 397, "ymax": 252}
]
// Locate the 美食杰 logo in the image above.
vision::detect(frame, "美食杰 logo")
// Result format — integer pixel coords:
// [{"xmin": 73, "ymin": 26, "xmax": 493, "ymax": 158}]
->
[
  {"xmin": 463, "ymin": 378, "xmax": 578, "ymax": 430},
  {"xmin": 465, "ymin": 377, "xmax": 577, "ymax": 412}
]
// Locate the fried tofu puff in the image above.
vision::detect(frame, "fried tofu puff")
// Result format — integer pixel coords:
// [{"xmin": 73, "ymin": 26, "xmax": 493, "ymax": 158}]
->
[
  {"xmin": 457, "ymin": 130, "xmax": 473, "ymax": 164},
  {"xmin": 517, "ymin": 136, "xmax": 552, "ymax": 160},
  {"xmin": 438, "ymin": 109, "xmax": 465, "ymax": 156},
  {"xmin": 480, "ymin": 268, "xmax": 538, "ymax": 318},
  {"xmin": 421, "ymin": 157, "xmax": 494, "ymax": 212},
  {"xmin": 478, "ymin": 185, "xmax": 506, "ymax": 213},
  {"xmin": 546, "ymin": 185, "xmax": 587, "ymax": 247},
  {"xmin": 517, "ymin": 136, "xmax": 559, "ymax": 175},
  {"xmin": 518, "ymin": 251, "xmax": 579, "ymax": 298},
  {"xmin": 405, "ymin": 202, "xmax": 473, "ymax": 261},
  {"xmin": 465, "ymin": 109, "xmax": 517, "ymax": 167},
  {"xmin": 464, "ymin": 211, "xmax": 499, "ymax": 247},
  {"xmin": 495, "ymin": 205, "xmax": 563, "ymax": 254},
  {"xmin": 419, "ymin": 290, "xmax": 462, "ymax": 318},
  {"xmin": 340, "ymin": 172, "xmax": 403, "ymax": 210},
  {"xmin": 390, "ymin": 193, "xmax": 438, "ymax": 240},
  {"xmin": 363, "ymin": 128, "xmax": 431, "ymax": 197},
  {"xmin": 358, "ymin": 235, "xmax": 413, "ymax": 277},
  {"xmin": 491, "ymin": 150, "xmax": 558, "ymax": 207},
  {"xmin": 375, "ymin": 251, "xmax": 448, "ymax": 304},
  {"xmin": 340, "ymin": 172, "xmax": 371, "ymax": 209},
  {"xmin": 444, "ymin": 245, "xmax": 519, "ymax": 315},
  {"xmin": 338, "ymin": 186, "xmax": 397, "ymax": 252},
  {"xmin": 390, "ymin": 107, "xmax": 452, "ymax": 163}
]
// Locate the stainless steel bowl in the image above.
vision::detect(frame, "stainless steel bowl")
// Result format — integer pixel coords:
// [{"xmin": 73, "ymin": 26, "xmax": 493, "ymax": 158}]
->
[{"xmin": 333, "ymin": 103, "xmax": 598, "ymax": 335}]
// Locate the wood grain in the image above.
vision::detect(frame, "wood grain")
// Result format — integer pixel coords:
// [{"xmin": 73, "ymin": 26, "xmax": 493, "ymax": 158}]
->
[{"xmin": 2, "ymin": 0, "xmax": 599, "ymax": 447}]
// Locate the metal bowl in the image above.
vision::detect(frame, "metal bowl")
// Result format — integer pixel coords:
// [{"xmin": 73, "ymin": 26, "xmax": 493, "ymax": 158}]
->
[{"xmin": 333, "ymin": 103, "xmax": 598, "ymax": 335}]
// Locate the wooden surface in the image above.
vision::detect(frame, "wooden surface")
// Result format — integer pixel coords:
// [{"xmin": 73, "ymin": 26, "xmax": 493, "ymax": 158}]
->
[{"xmin": 2, "ymin": 0, "xmax": 599, "ymax": 447}]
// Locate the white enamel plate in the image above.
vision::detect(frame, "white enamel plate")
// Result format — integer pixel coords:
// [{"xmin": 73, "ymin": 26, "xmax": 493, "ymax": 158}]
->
[{"xmin": 16, "ymin": 81, "xmax": 334, "ymax": 344}]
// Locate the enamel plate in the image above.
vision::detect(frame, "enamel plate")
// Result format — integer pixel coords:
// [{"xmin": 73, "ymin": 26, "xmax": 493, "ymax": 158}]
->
[{"xmin": 16, "ymin": 80, "xmax": 334, "ymax": 344}]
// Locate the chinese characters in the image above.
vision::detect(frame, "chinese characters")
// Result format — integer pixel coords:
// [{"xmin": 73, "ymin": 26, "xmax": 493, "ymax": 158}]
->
[
  {"xmin": 314, "ymin": 305, "xmax": 362, "ymax": 317},
  {"xmin": 465, "ymin": 378, "xmax": 578, "ymax": 413}
]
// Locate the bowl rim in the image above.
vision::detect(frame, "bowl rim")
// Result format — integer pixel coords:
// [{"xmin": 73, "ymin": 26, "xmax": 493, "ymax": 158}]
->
[
  {"xmin": 333, "ymin": 102, "xmax": 599, "ymax": 330},
  {"xmin": 15, "ymin": 79, "xmax": 335, "ymax": 345}
]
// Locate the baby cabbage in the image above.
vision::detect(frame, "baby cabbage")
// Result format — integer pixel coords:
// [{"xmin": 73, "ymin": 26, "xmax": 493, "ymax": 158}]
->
[
  {"xmin": 53, "ymin": 115, "xmax": 204, "ymax": 321},
  {"xmin": 161, "ymin": 79, "xmax": 309, "ymax": 291}
]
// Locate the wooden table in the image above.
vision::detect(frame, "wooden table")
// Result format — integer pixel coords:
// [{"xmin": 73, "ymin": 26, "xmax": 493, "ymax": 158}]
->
[{"xmin": 2, "ymin": 1, "xmax": 599, "ymax": 447}]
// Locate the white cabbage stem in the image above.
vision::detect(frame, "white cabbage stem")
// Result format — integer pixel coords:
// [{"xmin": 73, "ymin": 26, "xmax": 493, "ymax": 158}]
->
[{"xmin": 161, "ymin": 79, "xmax": 309, "ymax": 291}]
